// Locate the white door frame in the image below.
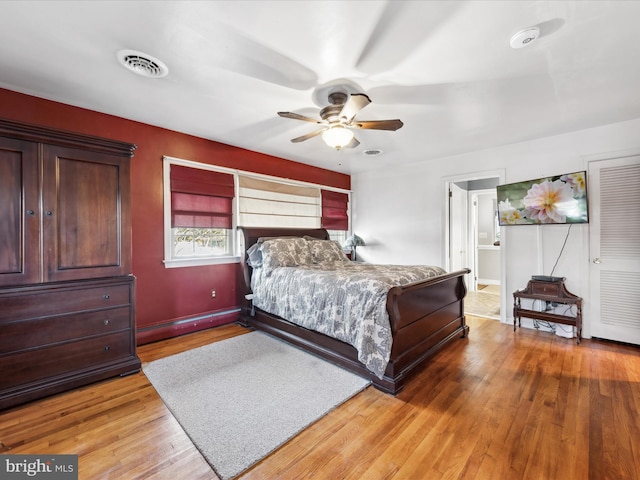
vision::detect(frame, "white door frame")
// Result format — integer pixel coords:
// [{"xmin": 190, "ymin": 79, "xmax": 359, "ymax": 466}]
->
[{"xmin": 443, "ymin": 169, "xmax": 506, "ymax": 322}]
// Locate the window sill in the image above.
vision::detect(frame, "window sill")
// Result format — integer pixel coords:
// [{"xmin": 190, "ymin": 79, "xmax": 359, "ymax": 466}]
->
[{"xmin": 163, "ymin": 256, "xmax": 241, "ymax": 269}]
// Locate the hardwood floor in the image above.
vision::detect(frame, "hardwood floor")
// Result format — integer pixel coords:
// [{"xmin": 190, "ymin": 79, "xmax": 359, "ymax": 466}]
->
[{"xmin": 1, "ymin": 316, "xmax": 639, "ymax": 479}]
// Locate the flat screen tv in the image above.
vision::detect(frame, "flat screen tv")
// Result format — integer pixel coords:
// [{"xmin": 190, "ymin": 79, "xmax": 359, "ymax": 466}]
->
[{"xmin": 496, "ymin": 171, "xmax": 588, "ymax": 226}]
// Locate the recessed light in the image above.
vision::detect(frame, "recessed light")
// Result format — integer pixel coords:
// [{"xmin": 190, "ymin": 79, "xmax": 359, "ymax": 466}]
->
[
  {"xmin": 117, "ymin": 49, "xmax": 169, "ymax": 78},
  {"xmin": 510, "ymin": 27, "xmax": 540, "ymax": 49}
]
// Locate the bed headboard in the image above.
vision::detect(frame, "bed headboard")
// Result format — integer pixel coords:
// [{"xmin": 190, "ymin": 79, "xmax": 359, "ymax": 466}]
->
[
  {"xmin": 237, "ymin": 227, "xmax": 330, "ymax": 293},
  {"xmin": 239, "ymin": 227, "xmax": 330, "ymax": 252}
]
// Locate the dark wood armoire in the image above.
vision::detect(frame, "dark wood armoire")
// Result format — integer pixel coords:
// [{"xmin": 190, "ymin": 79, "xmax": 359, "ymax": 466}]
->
[{"xmin": 0, "ymin": 118, "xmax": 140, "ymax": 410}]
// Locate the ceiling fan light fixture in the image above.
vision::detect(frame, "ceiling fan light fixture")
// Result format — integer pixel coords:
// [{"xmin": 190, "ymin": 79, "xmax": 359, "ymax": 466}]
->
[
  {"xmin": 279, "ymin": 90, "xmax": 401, "ymax": 149},
  {"xmin": 322, "ymin": 126, "xmax": 354, "ymax": 150}
]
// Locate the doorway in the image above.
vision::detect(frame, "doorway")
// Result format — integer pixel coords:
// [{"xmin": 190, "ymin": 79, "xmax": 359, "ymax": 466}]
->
[
  {"xmin": 471, "ymin": 189, "xmax": 501, "ymax": 289},
  {"xmin": 445, "ymin": 171, "xmax": 505, "ymax": 321}
]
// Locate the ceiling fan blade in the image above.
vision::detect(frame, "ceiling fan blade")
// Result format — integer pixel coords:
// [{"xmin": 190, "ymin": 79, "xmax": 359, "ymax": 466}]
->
[
  {"xmin": 290, "ymin": 129, "xmax": 325, "ymax": 143},
  {"xmin": 278, "ymin": 112, "xmax": 323, "ymax": 123},
  {"xmin": 344, "ymin": 136, "xmax": 360, "ymax": 149},
  {"xmin": 338, "ymin": 94, "xmax": 371, "ymax": 123},
  {"xmin": 174, "ymin": 22, "xmax": 317, "ymax": 90},
  {"xmin": 353, "ymin": 119, "xmax": 404, "ymax": 131},
  {"xmin": 355, "ymin": 1, "xmax": 459, "ymax": 74}
]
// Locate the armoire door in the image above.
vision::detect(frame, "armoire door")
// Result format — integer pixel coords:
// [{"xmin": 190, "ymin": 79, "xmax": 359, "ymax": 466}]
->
[
  {"xmin": 41, "ymin": 145, "xmax": 131, "ymax": 282},
  {"xmin": 0, "ymin": 136, "xmax": 40, "ymax": 287},
  {"xmin": 588, "ymin": 154, "xmax": 640, "ymax": 344}
]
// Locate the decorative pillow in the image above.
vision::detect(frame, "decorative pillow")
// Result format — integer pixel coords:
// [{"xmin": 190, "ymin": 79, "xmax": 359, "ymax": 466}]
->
[
  {"xmin": 307, "ymin": 239, "xmax": 349, "ymax": 264},
  {"xmin": 259, "ymin": 237, "xmax": 312, "ymax": 270},
  {"xmin": 253, "ymin": 236, "xmax": 305, "ymax": 269},
  {"xmin": 257, "ymin": 236, "xmax": 298, "ymax": 243},
  {"xmin": 246, "ymin": 243, "xmax": 262, "ymax": 268}
]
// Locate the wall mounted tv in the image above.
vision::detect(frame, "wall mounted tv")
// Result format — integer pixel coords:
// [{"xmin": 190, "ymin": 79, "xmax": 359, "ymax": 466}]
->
[{"xmin": 496, "ymin": 171, "xmax": 588, "ymax": 226}]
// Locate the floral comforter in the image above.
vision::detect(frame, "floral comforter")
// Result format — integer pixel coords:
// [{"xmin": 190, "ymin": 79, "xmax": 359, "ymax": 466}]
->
[{"xmin": 251, "ymin": 262, "xmax": 447, "ymax": 378}]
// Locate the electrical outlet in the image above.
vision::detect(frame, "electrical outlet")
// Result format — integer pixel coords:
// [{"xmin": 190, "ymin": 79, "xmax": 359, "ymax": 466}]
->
[{"xmin": 210, "ymin": 289, "xmax": 216, "ymax": 298}]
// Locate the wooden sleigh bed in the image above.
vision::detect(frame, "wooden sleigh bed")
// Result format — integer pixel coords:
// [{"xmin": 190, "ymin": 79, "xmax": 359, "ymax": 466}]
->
[{"xmin": 237, "ymin": 227, "xmax": 470, "ymax": 395}]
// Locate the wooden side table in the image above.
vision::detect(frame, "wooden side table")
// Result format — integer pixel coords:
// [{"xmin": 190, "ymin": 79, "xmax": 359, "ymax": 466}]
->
[{"xmin": 513, "ymin": 278, "xmax": 582, "ymax": 344}]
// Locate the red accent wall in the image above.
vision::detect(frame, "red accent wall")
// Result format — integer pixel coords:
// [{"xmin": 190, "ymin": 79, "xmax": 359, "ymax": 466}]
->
[{"xmin": 0, "ymin": 88, "xmax": 350, "ymax": 343}]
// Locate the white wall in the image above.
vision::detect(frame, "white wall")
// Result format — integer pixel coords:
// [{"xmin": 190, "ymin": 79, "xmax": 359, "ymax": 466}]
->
[
  {"xmin": 478, "ymin": 249, "xmax": 500, "ymax": 284},
  {"xmin": 351, "ymin": 117, "xmax": 640, "ymax": 337},
  {"xmin": 476, "ymin": 192, "xmax": 500, "ymax": 284}
]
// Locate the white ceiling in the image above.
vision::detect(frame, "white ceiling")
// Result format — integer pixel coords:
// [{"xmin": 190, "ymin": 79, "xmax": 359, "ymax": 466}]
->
[{"xmin": 1, "ymin": 0, "xmax": 639, "ymax": 175}]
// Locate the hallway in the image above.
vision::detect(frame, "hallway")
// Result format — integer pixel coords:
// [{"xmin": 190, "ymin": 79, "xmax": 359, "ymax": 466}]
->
[{"xmin": 465, "ymin": 284, "xmax": 500, "ymax": 320}]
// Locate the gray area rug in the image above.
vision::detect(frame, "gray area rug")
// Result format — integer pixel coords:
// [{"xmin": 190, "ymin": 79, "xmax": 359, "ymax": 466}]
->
[{"xmin": 143, "ymin": 331, "xmax": 370, "ymax": 480}]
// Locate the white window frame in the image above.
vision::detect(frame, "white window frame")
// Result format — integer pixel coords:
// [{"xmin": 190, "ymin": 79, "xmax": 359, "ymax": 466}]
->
[
  {"xmin": 163, "ymin": 157, "xmax": 239, "ymax": 268},
  {"xmin": 163, "ymin": 156, "xmax": 351, "ymax": 268}
]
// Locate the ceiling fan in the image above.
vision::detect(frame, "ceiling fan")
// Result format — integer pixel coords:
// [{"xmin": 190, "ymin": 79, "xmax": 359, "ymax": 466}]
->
[{"xmin": 278, "ymin": 91, "xmax": 403, "ymax": 150}]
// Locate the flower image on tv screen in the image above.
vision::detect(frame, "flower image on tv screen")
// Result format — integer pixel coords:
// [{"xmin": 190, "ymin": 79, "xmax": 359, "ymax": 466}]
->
[{"xmin": 496, "ymin": 171, "xmax": 588, "ymax": 226}]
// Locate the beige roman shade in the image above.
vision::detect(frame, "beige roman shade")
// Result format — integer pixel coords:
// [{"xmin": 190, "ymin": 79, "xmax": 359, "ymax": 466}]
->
[{"xmin": 238, "ymin": 176, "xmax": 321, "ymax": 228}]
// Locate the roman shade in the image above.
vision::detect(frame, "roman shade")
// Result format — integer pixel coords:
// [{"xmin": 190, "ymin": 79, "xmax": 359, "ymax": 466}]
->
[
  {"xmin": 170, "ymin": 165, "xmax": 234, "ymax": 228},
  {"xmin": 238, "ymin": 176, "xmax": 320, "ymax": 228},
  {"xmin": 321, "ymin": 190, "xmax": 349, "ymax": 230}
]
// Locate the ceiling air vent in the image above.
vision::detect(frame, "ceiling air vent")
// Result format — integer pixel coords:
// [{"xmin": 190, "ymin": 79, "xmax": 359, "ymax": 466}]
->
[
  {"xmin": 363, "ymin": 149, "xmax": 383, "ymax": 156},
  {"xmin": 117, "ymin": 49, "xmax": 168, "ymax": 78}
]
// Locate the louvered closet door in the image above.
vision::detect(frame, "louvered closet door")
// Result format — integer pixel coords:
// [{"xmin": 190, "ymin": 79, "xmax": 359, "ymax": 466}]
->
[{"xmin": 589, "ymin": 154, "xmax": 640, "ymax": 344}]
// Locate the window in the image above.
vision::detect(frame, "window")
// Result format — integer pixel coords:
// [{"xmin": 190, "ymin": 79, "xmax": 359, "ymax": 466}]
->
[
  {"xmin": 172, "ymin": 228, "xmax": 231, "ymax": 257},
  {"xmin": 165, "ymin": 161, "xmax": 235, "ymax": 267},
  {"xmin": 163, "ymin": 156, "xmax": 351, "ymax": 267},
  {"xmin": 327, "ymin": 229, "xmax": 348, "ymax": 247}
]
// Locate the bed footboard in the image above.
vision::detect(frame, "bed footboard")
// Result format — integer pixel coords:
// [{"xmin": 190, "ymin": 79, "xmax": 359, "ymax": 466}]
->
[{"xmin": 382, "ymin": 269, "xmax": 470, "ymax": 392}]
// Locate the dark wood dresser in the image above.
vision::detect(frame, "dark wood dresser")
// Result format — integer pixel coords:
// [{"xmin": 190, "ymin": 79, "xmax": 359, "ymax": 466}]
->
[{"xmin": 0, "ymin": 119, "xmax": 140, "ymax": 410}]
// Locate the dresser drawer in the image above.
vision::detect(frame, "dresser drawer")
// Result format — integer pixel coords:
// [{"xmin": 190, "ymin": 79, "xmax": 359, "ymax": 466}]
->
[
  {"xmin": 0, "ymin": 332, "xmax": 134, "ymax": 389},
  {"xmin": 0, "ymin": 307, "xmax": 131, "ymax": 354},
  {"xmin": 0, "ymin": 281, "xmax": 131, "ymax": 323},
  {"xmin": 530, "ymin": 282, "xmax": 561, "ymax": 296}
]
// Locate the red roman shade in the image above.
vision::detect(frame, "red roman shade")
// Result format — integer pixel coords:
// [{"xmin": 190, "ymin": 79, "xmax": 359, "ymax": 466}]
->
[
  {"xmin": 321, "ymin": 190, "xmax": 349, "ymax": 230},
  {"xmin": 170, "ymin": 165, "xmax": 234, "ymax": 228}
]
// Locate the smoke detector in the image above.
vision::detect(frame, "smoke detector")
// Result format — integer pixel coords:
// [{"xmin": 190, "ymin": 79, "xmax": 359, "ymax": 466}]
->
[
  {"xmin": 117, "ymin": 49, "xmax": 169, "ymax": 78},
  {"xmin": 510, "ymin": 27, "xmax": 540, "ymax": 49}
]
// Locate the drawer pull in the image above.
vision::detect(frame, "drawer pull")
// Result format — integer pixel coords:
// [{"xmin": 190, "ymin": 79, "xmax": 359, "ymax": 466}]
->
[
  {"xmin": 104, "ymin": 345, "xmax": 111, "ymax": 352},
  {"xmin": 45, "ymin": 210, "xmax": 53, "ymax": 216},
  {"xmin": 27, "ymin": 209, "xmax": 35, "ymax": 216},
  {"xmin": 103, "ymin": 319, "xmax": 110, "ymax": 326},
  {"xmin": 103, "ymin": 294, "xmax": 110, "ymax": 300}
]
